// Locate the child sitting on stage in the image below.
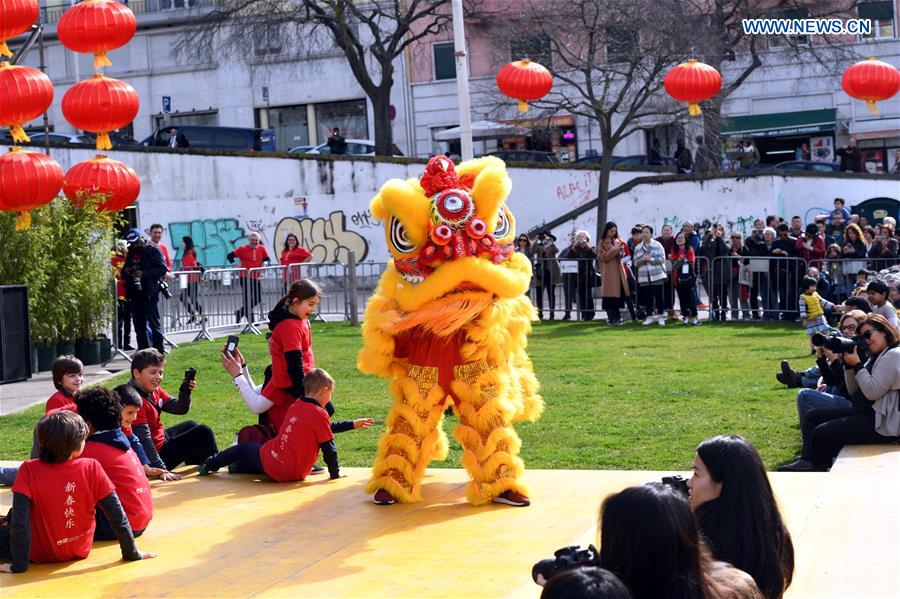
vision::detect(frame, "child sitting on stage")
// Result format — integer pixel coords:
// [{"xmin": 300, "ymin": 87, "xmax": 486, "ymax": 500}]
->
[
  {"xmin": 0, "ymin": 411, "xmax": 155, "ymax": 573},
  {"xmin": 199, "ymin": 368, "xmax": 343, "ymax": 481},
  {"xmin": 75, "ymin": 387, "xmax": 155, "ymax": 540},
  {"xmin": 45, "ymin": 355, "xmax": 84, "ymax": 413},
  {"xmin": 114, "ymin": 384, "xmax": 180, "ymax": 482}
]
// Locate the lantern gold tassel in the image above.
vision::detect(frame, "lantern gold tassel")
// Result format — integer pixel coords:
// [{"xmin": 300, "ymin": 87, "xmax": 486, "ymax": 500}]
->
[
  {"xmin": 93, "ymin": 51, "xmax": 112, "ymax": 70},
  {"xmin": 15, "ymin": 212, "xmax": 32, "ymax": 231},
  {"xmin": 0, "ymin": 42, "xmax": 12, "ymax": 59},
  {"xmin": 688, "ymin": 103, "xmax": 702, "ymax": 116},
  {"xmin": 96, "ymin": 133, "xmax": 113, "ymax": 151},
  {"xmin": 518, "ymin": 100, "xmax": 528, "ymax": 113},
  {"xmin": 10, "ymin": 126, "xmax": 31, "ymax": 144},
  {"xmin": 865, "ymin": 100, "xmax": 879, "ymax": 114}
]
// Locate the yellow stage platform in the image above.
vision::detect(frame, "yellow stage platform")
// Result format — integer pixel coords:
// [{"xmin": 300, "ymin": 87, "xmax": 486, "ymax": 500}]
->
[{"xmin": 1, "ymin": 448, "xmax": 897, "ymax": 598}]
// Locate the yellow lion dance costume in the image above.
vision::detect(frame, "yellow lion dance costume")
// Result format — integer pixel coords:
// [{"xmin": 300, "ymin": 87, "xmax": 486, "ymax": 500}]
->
[{"xmin": 358, "ymin": 155, "xmax": 543, "ymax": 507}]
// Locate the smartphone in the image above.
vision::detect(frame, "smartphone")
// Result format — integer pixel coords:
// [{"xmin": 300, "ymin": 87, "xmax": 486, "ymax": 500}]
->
[
  {"xmin": 184, "ymin": 367, "xmax": 197, "ymax": 382},
  {"xmin": 225, "ymin": 335, "xmax": 240, "ymax": 356}
]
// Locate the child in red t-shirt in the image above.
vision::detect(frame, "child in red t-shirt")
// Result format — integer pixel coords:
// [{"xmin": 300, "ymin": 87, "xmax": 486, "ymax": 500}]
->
[
  {"xmin": 263, "ymin": 279, "xmax": 321, "ymax": 402},
  {"xmin": 129, "ymin": 349, "xmax": 218, "ymax": 471},
  {"xmin": 199, "ymin": 369, "xmax": 342, "ymax": 482},
  {"xmin": 114, "ymin": 384, "xmax": 180, "ymax": 482},
  {"xmin": 75, "ymin": 387, "xmax": 154, "ymax": 539},
  {"xmin": 45, "ymin": 355, "xmax": 84, "ymax": 413},
  {"xmin": 0, "ymin": 412, "xmax": 155, "ymax": 573}
]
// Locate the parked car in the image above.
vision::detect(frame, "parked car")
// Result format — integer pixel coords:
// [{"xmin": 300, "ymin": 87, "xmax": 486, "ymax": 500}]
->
[
  {"xmin": 1, "ymin": 132, "xmax": 93, "ymax": 146},
  {"xmin": 140, "ymin": 126, "xmax": 276, "ymax": 152},
  {"xmin": 288, "ymin": 145, "xmax": 314, "ymax": 154},
  {"xmin": 488, "ymin": 150, "xmax": 560, "ymax": 163},
  {"xmin": 773, "ymin": 160, "xmax": 840, "ymax": 172},
  {"xmin": 613, "ymin": 154, "xmax": 676, "ymax": 168},
  {"xmin": 574, "ymin": 155, "xmax": 625, "ymax": 164}
]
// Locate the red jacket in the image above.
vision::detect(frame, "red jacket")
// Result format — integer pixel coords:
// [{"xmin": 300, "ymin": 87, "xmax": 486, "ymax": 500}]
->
[{"xmin": 794, "ymin": 234, "xmax": 826, "ymax": 264}]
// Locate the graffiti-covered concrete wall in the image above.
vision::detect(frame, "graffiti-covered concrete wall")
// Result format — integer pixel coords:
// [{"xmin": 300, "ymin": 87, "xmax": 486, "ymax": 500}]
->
[{"xmin": 46, "ymin": 148, "xmax": 898, "ymax": 264}]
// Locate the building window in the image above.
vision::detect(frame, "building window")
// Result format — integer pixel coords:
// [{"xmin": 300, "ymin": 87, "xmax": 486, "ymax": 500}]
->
[
  {"xmin": 254, "ymin": 25, "xmax": 283, "ymax": 56},
  {"xmin": 859, "ymin": 1, "xmax": 895, "ymax": 39},
  {"xmin": 509, "ymin": 34, "xmax": 552, "ymax": 68},
  {"xmin": 315, "ymin": 99, "xmax": 368, "ymax": 143},
  {"xmin": 433, "ymin": 42, "xmax": 456, "ymax": 80},
  {"xmin": 267, "ymin": 105, "xmax": 310, "ymax": 152},
  {"xmin": 605, "ymin": 27, "xmax": 638, "ymax": 63},
  {"xmin": 767, "ymin": 8, "xmax": 811, "ymax": 48},
  {"xmin": 153, "ymin": 110, "xmax": 219, "ymax": 130}
]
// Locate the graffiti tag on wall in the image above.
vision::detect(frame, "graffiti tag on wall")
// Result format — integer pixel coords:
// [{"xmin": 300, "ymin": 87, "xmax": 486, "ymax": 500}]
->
[
  {"xmin": 168, "ymin": 218, "xmax": 250, "ymax": 266},
  {"xmin": 275, "ymin": 211, "xmax": 369, "ymax": 263},
  {"xmin": 661, "ymin": 214, "xmax": 758, "ymax": 236}
]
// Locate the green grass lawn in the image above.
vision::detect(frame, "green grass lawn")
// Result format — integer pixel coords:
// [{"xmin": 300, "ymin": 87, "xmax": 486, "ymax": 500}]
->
[{"xmin": 0, "ymin": 321, "xmax": 810, "ymax": 471}]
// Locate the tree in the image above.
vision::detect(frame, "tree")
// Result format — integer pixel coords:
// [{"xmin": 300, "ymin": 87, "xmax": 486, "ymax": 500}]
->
[
  {"xmin": 677, "ymin": 0, "xmax": 863, "ymax": 176},
  {"xmin": 176, "ymin": 0, "xmax": 456, "ymax": 156},
  {"xmin": 484, "ymin": 0, "xmax": 693, "ymax": 243}
]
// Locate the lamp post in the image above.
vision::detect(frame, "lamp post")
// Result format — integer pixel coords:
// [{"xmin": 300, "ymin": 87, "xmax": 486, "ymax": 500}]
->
[{"xmin": 451, "ymin": 0, "xmax": 473, "ymax": 160}]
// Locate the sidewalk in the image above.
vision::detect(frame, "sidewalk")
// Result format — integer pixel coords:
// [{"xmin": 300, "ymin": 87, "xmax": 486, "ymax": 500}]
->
[{"xmin": 0, "ymin": 327, "xmax": 244, "ymax": 417}]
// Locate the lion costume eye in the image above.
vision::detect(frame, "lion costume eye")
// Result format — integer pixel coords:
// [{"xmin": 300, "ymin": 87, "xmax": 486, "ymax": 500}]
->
[
  {"xmin": 390, "ymin": 217, "xmax": 416, "ymax": 253},
  {"xmin": 493, "ymin": 207, "xmax": 511, "ymax": 239}
]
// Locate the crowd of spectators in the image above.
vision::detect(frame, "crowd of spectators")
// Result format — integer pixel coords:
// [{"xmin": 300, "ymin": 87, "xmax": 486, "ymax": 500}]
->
[{"xmin": 516, "ymin": 198, "xmax": 899, "ymax": 325}]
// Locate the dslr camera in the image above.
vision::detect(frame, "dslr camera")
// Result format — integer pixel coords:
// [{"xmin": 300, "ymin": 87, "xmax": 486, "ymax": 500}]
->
[
  {"xmin": 159, "ymin": 280, "xmax": 173, "ymax": 300},
  {"xmin": 811, "ymin": 332, "xmax": 862, "ymax": 354},
  {"xmin": 661, "ymin": 474, "xmax": 690, "ymax": 498},
  {"xmin": 532, "ymin": 544, "xmax": 599, "ymax": 585}
]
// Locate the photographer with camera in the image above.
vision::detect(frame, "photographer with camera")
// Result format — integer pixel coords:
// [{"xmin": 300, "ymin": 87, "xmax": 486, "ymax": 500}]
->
[
  {"xmin": 792, "ymin": 314, "xmax": 900, "ymax": 471},
  {"xmin": 533, "ymin": 233, "xmax": 561, "ymax": 321},
  {"xmin": 688, "ymin": 435, "xmax": 794, "ymax": 599},
  {"xmin": 123, "ymin": 228, "xmax": 169, "ymax": 355}
]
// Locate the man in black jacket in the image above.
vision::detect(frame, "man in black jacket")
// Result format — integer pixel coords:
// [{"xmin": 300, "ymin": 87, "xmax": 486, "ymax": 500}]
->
[
  {"xmin": 124, "ymin": 229, "xmax": 168, "ymax": 354},
  {"xmin": 771, "ymin": 224, "xmax": 800, "ymax": 320}
]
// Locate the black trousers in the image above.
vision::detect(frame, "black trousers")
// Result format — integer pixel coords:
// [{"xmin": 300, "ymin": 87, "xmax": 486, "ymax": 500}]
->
[
  {"xmin": 160, "ymin": 420, "xmax": 218, "ymax": 470},
  {"xmin": 237, "ymin": 278, "xmax": 262, "ymax": 322},
  {"xmin": 802, "ymin": 407, "xmax": 896, "ymax": 470},
  {"xmin": 676, "ymin": 282, "xmax": 698, "ymax": 317},
  {"xmin": 602, "ymin": 296, "xmax": 622, "ymax": 323},
  {"xmin": 637, "ymin": 283, "xmax": 664, "ymax": 316},
  {"xmin": 117, "ymin": 298, "xmax": 132, "ymax": 347},
  {"xmin": 537, "ymin": 277, "xmax": 556, "ymax": 316},
  {"xmin": 576, "ymin": 279, "xmax": 595, "ymax": 320},
  {"xmin": 132, "ymin": 293, "xmax": 164, "ymax": 354},
  {"xmin": 562, "ymin": 275, "xmax": 576, "ymax": 316},
  {"xmin": 204, "ymin": 442, "xmax": 264, "ymax": 474}
]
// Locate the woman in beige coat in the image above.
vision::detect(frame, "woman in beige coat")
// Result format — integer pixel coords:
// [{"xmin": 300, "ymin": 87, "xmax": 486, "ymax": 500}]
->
[{"xmin": 598, "ymin": 222, "xmax": 630, "ymax": 325}]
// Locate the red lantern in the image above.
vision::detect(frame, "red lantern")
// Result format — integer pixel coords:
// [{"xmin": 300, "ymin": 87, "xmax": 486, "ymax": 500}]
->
[
  {"xmin": 0, "ymin": 147, "xmax": 63, "ymax": 230},
  {"xmin": 57, "ymin": 0, "xmax": 136, "ymax": 70},
  {"xmin": 64, "ymin": 155, "xmax": 140, "ymax": 212},
  {"xmin": 496, "ymin": 59, "xmax": 553, "ymax": 113},
  {"xmin": 0, "ymin": 0, "xmax": 39, "ymax": 58},
  {"xmin": 62, "ymin": 74, "xmax": 139, "ymax": 150},
  {"xmin": 841, "ymin": 57, "xmax": 900, "ymax": 114},
  {"xmin": 0, "ymin": 62, "xmax": 54, "ymax": 144},
  {"xmin": 664, "ymin": 59, "xmax": 723, "ymax": 116}
]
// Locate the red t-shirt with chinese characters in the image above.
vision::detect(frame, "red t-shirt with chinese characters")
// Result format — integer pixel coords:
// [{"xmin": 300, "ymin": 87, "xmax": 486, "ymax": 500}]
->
[
  {"xmin": 233, "ymin": 244, "xmax": 270, "ymax": 279},
  {"xmin": 11, "ymin": 458, "xmax": 115, "ymax": 563},
  {"xmin": 45, "ymin": 390, "xmax": 76, "ymax": 414},
  {"xmin": 132, "ymin": 387, "xmax": 173, "ymax": 451},
  {"xmin": 80, "ymin": 439, "xmax": 153, "ymax": 532},
  {"xmin": 259, "ymin": 399, "xmax": 333, "ymax": 482},
  {"xmin": 264, "ymin": 316, "xmax": 315, "ymax": 392}
]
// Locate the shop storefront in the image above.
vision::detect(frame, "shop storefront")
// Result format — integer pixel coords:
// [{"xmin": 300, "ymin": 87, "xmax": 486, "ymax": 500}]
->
[
  {"xmin": 500, "ymin": 115, "xmax": 578, "ymax": 161},
  {"xmin": 850, "ymin": 117, "xmax": 900, "ymax": 174},
  {"xmin": 722, "ymin": 108, "xmax": 837, "ymax": 166}
]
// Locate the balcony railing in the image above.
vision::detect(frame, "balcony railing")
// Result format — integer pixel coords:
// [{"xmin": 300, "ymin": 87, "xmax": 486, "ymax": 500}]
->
[{"xmin": 42, "ymin": 0, "xmax": 225, "ymax": 25}]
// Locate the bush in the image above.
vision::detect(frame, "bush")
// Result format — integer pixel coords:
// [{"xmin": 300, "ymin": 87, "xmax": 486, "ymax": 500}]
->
[{"xmin": 0, "ymin": 198, "xmax": 120, "ymax": 345}]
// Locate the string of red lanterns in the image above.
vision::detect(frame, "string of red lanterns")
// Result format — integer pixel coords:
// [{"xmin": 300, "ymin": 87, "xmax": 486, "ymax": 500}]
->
[
  {"xmin": 56, "ymin": 0, "xmax": 141, "ymax": 212},
  {"xmin": 0, "ymin": 1, "xmax": 63, "ymax": 229}
]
